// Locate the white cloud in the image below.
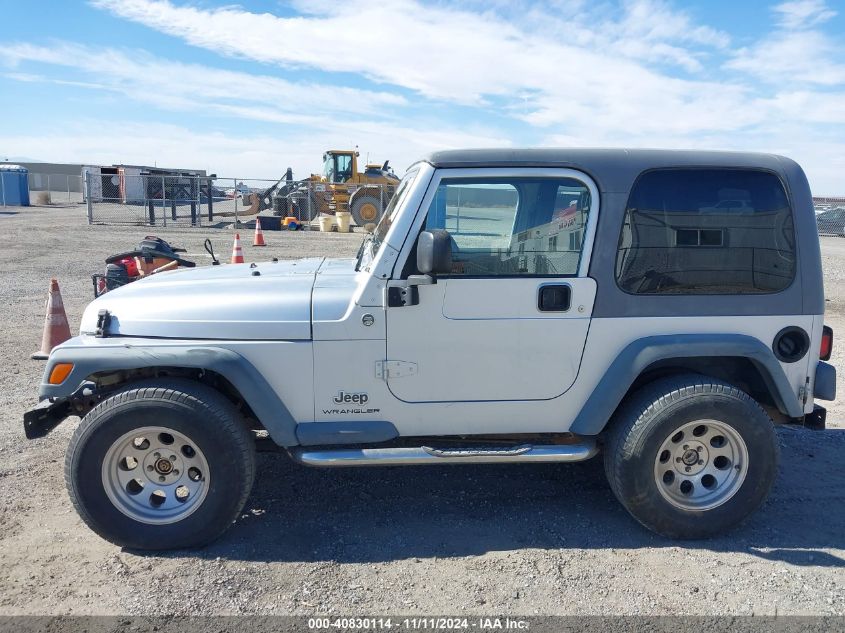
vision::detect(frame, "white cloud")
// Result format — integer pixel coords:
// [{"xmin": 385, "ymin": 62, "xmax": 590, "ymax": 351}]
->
[
  {"xmin": 0, "ymin": 0, "xmax": 842, "ymax": 192},
  {"xmin": 0, "ymin": 41, "xmax": 407, "ymax": 124},
  {"xmin": 774, "ymin": 0, "xmax": 837, "ymax": 29},
  {"xmin": 89, "ymin": 0, "xmax": 730, "ymax": 112},
  {"xmin": 0, "ymin": 118, "xmax": 510, "ymax": 181},
  {"xmin": 725, "ymin": 0, "xmax": 844, "ymax": 85},
  {"xmin": 726, "ymin": 31, "xmax": 845, "ymax": 86},
  {"xmin": 0, "ymin": 40, "xmax": 511, "ymax": 176},
  {"xmin": 86, "ymin": 0, "xmax": 844, "ymax": 141}
]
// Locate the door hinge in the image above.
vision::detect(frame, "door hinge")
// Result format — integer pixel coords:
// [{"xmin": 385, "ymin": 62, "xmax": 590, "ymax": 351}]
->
[
  {"xmin": 376, "ymin": 360, "xmax": 418, "ymax": 380},
  {"xmin": 387, "ymin": 285, "xmax": 419, "ymax": 307}
]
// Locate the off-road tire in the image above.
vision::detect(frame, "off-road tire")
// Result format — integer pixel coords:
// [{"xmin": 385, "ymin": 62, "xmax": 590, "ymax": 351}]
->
[
  {"xmin": 603, "ymin": 374, "xmax": 779, "ymax": 539},
  {"xmin": 350, "ymin": 194, "xmax": 382, "ymax": 227},
  {"xmin": 65, "ymin": 379, "xmax": 256, "ymax": 550}
]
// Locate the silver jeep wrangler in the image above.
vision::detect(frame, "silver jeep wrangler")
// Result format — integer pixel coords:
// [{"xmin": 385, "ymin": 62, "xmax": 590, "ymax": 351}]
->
[{"xmin": 25, "ymin": 149, "xmax": 836, "ymax": 549}]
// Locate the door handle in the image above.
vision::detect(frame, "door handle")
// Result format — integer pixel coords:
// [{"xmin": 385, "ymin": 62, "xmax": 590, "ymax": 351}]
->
[{"xmin": 538, "ymin": 284, "xmax": 571, "ymax": 312}]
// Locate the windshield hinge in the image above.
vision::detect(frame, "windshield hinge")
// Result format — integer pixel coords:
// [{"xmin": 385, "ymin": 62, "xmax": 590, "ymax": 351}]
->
[{"xmin": 376, "ymin": 360, "xmax": 418, "ymax": 380}]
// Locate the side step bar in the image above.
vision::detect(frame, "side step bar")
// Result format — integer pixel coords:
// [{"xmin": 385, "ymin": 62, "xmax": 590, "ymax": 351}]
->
[{"xmin": 289, "ymin": 440, "xmax": 598, "ymax": 467}]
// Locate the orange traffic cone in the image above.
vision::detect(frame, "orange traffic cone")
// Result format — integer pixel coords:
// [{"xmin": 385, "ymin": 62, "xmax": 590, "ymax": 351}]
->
[
  {"xmin": 32, "ymin": 279, "xmax": 72, "ymax": 359},
  {"xmin": 253, "ymin": 218, "xmax": 266, "ymax": 246},
  {"xmin": 231, "ymin": 233, "xmax": 245, "ymax": 263}
]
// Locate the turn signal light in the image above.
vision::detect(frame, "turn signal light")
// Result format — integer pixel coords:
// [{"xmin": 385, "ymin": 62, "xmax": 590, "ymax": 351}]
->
[
  {"xmin": 820, "ymin": 326, "xmax": 833, "ymax": 361},
  {"xmin": 48, "ymin": 362, "xmax": 74, "ymax": 385}
]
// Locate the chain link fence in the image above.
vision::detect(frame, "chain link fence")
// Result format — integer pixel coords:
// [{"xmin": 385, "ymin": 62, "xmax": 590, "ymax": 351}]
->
[
  {"xmin": 84, "ymin": 173, "xmax": 395, "ymax": 228},
  {"xmin": 28, "ymin": 173, "xmax": 85, "ymax": 205},
  {"xmin": 815, "ymin": 202, "xmax": 845, "ymax": 237},
  {"xmin": 0, "ymin": 171, "xmax": 85, "ymax": 207}
]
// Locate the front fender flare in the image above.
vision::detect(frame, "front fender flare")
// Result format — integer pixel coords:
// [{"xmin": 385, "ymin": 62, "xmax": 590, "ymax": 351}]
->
[
  {"xmin": 569, "ymin": 334, "xmax": 804, "ymax": 436},
  {"xmin": 39, "ymin": 341, "xmax": 298, "ymax": 446}
]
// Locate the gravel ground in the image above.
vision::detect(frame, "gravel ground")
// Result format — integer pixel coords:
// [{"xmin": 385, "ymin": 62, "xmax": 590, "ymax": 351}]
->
[{"xmin": 0, "ymin": 203, "xmax": 843, "ymax": 616}]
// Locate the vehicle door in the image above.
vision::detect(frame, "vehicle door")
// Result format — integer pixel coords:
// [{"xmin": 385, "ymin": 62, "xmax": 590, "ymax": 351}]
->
[{"xmin": 384, "ymin": 168, "xmax": 598, "ymax": 403}]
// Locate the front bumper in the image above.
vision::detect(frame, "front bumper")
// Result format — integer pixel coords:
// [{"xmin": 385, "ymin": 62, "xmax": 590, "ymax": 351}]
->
[
  {"xmin": 23, "ymin": 398, "xmax": 73, "ymax": 439},
  {"xmin": 24, "ymin": 379, "xmax": 95, "ymax": 440}
]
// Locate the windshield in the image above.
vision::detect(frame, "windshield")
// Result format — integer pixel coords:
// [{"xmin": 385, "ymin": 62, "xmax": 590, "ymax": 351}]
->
[
  {"xmin": 356, "ymin": 169, "xmax": 419, "ymax": 271},
  {"xmin": 322, "ymin": 154, "xmax": 334, "ymax": 181},
  {"xmin": 322, "ymin": 153, "xmax": 353, "ymax": 183}
]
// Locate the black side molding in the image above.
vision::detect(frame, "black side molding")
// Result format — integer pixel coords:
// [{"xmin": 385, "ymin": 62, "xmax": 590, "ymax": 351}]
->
[{"xmin": 295, "ymin": 421, "xmax": 399, "ymax": 446}]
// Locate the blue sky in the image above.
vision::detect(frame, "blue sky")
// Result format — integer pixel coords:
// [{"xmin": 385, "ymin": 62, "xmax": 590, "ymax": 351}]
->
[{"xmin": 1, "ymin": 0, "xmax": 843, "ymax": 192}]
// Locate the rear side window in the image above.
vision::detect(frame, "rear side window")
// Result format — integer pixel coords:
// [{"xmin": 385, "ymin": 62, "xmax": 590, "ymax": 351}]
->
[{"xmin": 615, "ymin": 169, "xmax": 795, "ymax": 295}]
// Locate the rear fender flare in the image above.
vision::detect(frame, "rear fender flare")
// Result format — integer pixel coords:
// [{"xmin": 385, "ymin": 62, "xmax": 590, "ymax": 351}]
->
[{"xmin": 570, "ymin": 334, "xmax": 803, "ymax": 436}]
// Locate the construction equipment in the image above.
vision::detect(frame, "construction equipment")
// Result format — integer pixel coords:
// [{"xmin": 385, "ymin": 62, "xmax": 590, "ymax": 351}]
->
[
  {"xmin": 310, "ymin": 149, "xmax": 400, "ymax": 226},
  {"xmin": 244, "ymin": 150, "xmax": 400, "ymax": 228}
]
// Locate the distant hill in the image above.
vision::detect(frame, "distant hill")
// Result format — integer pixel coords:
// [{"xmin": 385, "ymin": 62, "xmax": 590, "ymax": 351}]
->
[{"xmin": 2, "ymin": 156, "xmax": 44, "ymax": 163}]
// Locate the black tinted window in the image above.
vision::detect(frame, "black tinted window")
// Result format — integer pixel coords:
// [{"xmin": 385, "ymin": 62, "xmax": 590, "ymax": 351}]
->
[{"xmin": 616, "ymin": 169, "xmax": 795, "ymax": 295}]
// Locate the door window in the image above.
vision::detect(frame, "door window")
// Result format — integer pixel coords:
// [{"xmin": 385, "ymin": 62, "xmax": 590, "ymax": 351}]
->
[{"xmin": 424, "ymin": 177, "xmax": 591, "ymax": 276}]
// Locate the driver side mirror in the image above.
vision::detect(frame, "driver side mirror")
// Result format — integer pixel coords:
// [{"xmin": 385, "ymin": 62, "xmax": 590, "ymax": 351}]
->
[{"xmin": 417, "ymin": 230, "xmax": 453, "ymax": 275}]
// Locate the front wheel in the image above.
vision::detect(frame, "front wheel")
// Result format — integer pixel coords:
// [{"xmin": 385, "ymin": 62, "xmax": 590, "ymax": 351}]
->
[
  {"xmin": 604, "ymin": 374, "xmax": 779, "ymax": 539},
  {"xmin": 65, "ymin": 379, "xmax": 256, "ymax": 549}
]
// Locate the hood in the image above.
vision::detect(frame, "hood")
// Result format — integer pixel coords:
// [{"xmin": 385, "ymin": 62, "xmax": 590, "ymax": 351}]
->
[{"xmin": 81, "ymin": 258, "xmax": 328, "ymax": 340}]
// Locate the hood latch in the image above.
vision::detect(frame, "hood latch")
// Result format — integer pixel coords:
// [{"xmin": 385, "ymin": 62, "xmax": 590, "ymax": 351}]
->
[{"xmin": 95, "ymin": 309, "xmax": 112, "ymax": 338}]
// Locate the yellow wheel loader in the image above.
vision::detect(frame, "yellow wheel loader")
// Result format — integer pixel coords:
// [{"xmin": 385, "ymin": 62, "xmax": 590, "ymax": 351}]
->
[
  {"xmin": 309, "ymin": 150, "xmax": 400, "ymax": 226},
  {"xmin": 244, "ymin": 150, "xmax": 400, "ymax": 228}
]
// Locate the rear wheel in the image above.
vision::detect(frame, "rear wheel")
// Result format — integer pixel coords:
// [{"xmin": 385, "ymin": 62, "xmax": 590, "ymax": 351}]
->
[
  {"xmin": 604, "ymin": 374, "xmax": 779, "ymax": 539},
  {"xmin": 65, "ymin": 379, "xmax": 256, "ymax": 549},
  {"xmin": 350, "ymin": 194, "xmax": 382, "ymax": 226}
]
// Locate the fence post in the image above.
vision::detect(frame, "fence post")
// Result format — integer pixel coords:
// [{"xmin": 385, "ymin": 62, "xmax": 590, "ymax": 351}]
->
[
  {"xmin": 85, "ymin": 172, "xmax": 93, "ymax": 223},
  {"xmin": 161, "ymin": 176, "xmax": 167, "ymax": 227},
  {"xmin": 67, "ymin": 175, "xmax": 71, "ymax": 204},
  {"xmin": 307, "ymin": 182, "xmax": 313, "ymax": 231},
  {"xmin": 207, "ymin": 177, "xmax": 213, "ymax": 222},
  {"xmin": 147, "ymin": 182, "xmax": 156, "ymax": 226},
  {"xmin": 190, "ymin": 176, "xmax": 198, "ymax": 226},
  {"xmin": 1, "ymin": 169, "xmax": 5, "ymax": 208},
  {"xmin": 233, "ymin": 178, "xmax": 239, "ymax": 227},
  {"xmin": 46, "ymin": 174, "xmax": 50, "ymax": 205}
]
